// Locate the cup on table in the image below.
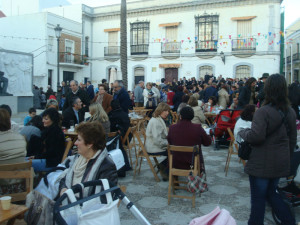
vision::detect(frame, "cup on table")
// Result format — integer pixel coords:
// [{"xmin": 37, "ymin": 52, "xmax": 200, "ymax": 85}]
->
[{"xmin": 0, "ymin": 196, "xmax": 12, "ymax": 210}]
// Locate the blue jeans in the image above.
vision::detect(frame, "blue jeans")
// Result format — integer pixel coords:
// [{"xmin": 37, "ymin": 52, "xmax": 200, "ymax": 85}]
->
[
  {"xmin": 248, "ymin": 175, "xmax": 295, "ymax": 225},
  {"xmin": 29, "ymin": 159, "xmax": 53, "ymax": 172}
]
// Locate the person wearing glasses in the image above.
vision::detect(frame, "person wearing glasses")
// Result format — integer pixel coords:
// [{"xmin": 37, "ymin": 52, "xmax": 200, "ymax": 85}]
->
[{"xmin": 112, "ymin": 80, "xmax": 131, "ymax": 113}]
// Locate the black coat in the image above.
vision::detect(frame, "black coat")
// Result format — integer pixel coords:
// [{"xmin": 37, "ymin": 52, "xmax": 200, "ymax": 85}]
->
[
  {"xmin": 237, "ymin": 86, "xmax": 255, "ymax": 109},
  {"xmin": 108, "ymin": 108, "xmax": 130, "ymax": 137},
  {"xmin": 113, "ymin": 88, "xmax": 131, "ymax": 113},
  {"xmin": 87, "ymin": 85, "xmax": 95, "ymax": 100},
  {"xmin": 172, "ymin": 91, "xmax": 184, "ymax": 112},
  {"xmin": 62, "ymin": 107, "xmax": 85, "ymax": 129},
  {"xmin": 63, "ymin": 88, "xmax": 90, "ymax": 113},
  {"xmin": 239, "ymin": 105, "xmax": 297, "ymax": 178},
  {"xmin": 41, "ymin": 125, "xmax": 65, "ymax": 167}
]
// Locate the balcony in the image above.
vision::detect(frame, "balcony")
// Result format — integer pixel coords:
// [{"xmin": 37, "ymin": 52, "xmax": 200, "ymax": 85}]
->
[
  {"xmin": 232, "ymin": 38, "xmax": 256, "ymax": 52},
  {"xmin": 161, "ymin": 42, "xmax": 180, "ymax": 58},
  {"xmin": 195, "ymin": 40, "xmax": 217, "ymax": 52},
  {"xmin": 293, "ymin": 53, "xmax": 300, "ymax": 61},
  {"xmin": 104, "ymin": 46, "xmax": 120, "ymax": 57},
  {"xmin": 131, "ymin": 44, "xmax": 149, "ymax": 55},
  {"xmin": 59, "ymin": 52, "xmax": 87, "ymax": 68}
]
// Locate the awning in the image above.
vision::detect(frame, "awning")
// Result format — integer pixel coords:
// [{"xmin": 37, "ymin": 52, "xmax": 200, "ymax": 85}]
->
[
  {"xmin": 104, "ymin": 28, "xmax": 120, "ymax": 32},
  {"xmin": 159, "ymin": 64, "xmax": 181, "ymax": 68},
  {"xmin": 231, "ymin": 16, "xmax": 257, "ymax": 21},
  {"xmin": 159, "ymin": 22, "xmax": 181, "ymax": 27}
]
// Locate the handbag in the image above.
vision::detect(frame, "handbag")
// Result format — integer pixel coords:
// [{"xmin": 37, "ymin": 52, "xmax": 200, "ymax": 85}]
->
[
  {"xmin": 24, "ymin": 190, "xmax": 55, "ymax": 225},
  {"xmin": 106, "ymin": 135, "xmax": 125, "ymax": 170},
  {"xmin": 187, "ymin": 146, "xmax": 208, "ymax": 194},
  {"xmin": 60, "ymin": 179, "xmax": 121, "ymax": 225}
]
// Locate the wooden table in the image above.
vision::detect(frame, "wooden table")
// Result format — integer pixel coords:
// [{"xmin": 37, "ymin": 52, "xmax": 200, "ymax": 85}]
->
[
  {"xmin": 0, "ymin": 204, "xmax": 28, "ymax": 225},
  {"xmin": 64, "ymin": 130, "xmax": 78, "ymax": 145}
]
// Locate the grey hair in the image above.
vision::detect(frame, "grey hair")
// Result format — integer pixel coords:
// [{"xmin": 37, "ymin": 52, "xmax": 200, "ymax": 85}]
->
[
  {"xmin": 70, "ymin": 80, "xmax": 78, "ymax": 86},
  {"xmin": 46, "ymin": 99, "xmax": 58, "ymax": 108},
  {"xmin": 115, "ymin": 80, "xmax": 124, "ymax": 88},
  {"xmin": 71, "ymin": 96, "xmax": 80, "ymax": 106}
]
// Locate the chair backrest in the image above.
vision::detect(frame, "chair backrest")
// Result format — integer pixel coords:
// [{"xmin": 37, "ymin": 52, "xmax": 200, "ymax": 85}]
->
[
  {"xmin": 227, "ymin": 128, "xmax": 238, "ymax": 153},
  {"xmin": 167, "ymin": 145, "xmax": 200, "ymax": 175},
  {"xmin": 61, "ymin": 139, "xmax": 73, "ymax": 163},
  {"xmin": 121, "ymin": 127, "xmax": 132, "ymax": 146},
  {"xmin": 133, "ymin": 107, "xmax": 145, "ymax": 110},
  {"xmin": 108, "ymin": 132, "xmax": 118, "ymax": 138},
  {"xmin": 0, "ymin": 161, "xmax": 34, "ymax": 202},
  {"xmin": 132, "ymin": 126, "xmax": 147, "ymax": 151},
  {"xmin": 170, "ymin": 111, "xmax": 179, "ymax": 124}
]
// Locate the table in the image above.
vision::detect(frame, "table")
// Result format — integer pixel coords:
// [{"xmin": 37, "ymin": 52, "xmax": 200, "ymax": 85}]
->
[
  {"xmin": 0, "ymin": 204, "xmax": 28, "ymax": 225},
  {"xmin": 64, "ymin": 130, "xmax": 78, "ymax": 145},
  {"xmin": 204, "ymin": 112, "xmax": 217, "ymax": 125}
]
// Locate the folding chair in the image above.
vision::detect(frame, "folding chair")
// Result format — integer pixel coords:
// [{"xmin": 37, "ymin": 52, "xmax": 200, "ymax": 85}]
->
[
  {"xmin": 167, "ymin": 145, "xmax": 200, "ymax": 208},
  {"xmin": 0, "ymin": 161, "xmax": 34, "ymax": 202},
  {"xmin": 61, "ymin": 139, "xmax": 73, "ymax": 163},
  {"xmin": 224, "ymin": 128, "xmax": 246, "ymax": 176},
  {"xmin": 170, "ymin": 111, "xmax": 179, "ymax": 124},
  {"xmin": 132, "ymin": 127, "xmax": 164, "ymax": 182},
  {"xmin": 121, "ymin": 127, "xmax": 137, "ymax": 167}
]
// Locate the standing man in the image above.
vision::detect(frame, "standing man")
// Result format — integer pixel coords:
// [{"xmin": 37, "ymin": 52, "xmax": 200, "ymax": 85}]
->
[
  {"xmin": 134, "ymin": 81, "xmax": 144, "ymax": 107},
  {"xmin": 61, "ymin": 81, "xmax": 69, "ymax": 96},
  {"xmin": 86, "ymin": 81, "xmax": 95, "ymax": 100},
  {"xmin": 62, "ymin": 97, "xmax": 84, "ymax": 128},
  {"xmin": 256, "ymin": 73, "xmax": 269, "ymax": 107},
  {"xmin": 45, "ymin": 85, "xmax": 53, "ymax": 100},
  {"xmin": 113, "ymin": 80, "xmax": 131, "ymax": 113},
  {"xmin": 63, "ymin": 80, "xmax": 90, "ymax": 113}
]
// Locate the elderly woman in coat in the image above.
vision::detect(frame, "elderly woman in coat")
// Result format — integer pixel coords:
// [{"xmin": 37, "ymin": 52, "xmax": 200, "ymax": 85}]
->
[
  {"xmin": 218, "ymin": 84, "xmax": 229, "ymax": 109},
  {"xmin": 145, "ymin": 102, "xmax": 170, "ymax": 179}
]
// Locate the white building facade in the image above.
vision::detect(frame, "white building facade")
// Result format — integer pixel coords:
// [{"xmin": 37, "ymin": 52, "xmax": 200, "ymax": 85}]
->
[
  {"xmin": 81, "ymin": 0, "xmax": 282, "ymax": 90},
  {"xmin": 0, "ymin": 12, "xmax": 90, "ymax": 91}
]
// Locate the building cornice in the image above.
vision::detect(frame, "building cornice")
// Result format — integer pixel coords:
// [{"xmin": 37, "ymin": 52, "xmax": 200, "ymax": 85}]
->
[{"xmin": 84, "ymin": 0, "xmax": 281, "ymax": 21}]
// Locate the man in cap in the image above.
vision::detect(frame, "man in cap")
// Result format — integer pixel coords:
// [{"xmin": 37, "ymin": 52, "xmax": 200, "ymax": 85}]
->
[{"xmin": 257, "ymin": 73, "xmax": 269, "ymax": 107}]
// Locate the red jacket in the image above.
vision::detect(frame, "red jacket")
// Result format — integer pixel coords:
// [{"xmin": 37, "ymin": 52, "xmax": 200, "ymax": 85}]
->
[
  {"xmin": 167, "ymin": 120, "xmax": 211, "ymax": 170},
  {"xmin": 167, "ymin": 91, "xmax": 175, "ymax": 106}
]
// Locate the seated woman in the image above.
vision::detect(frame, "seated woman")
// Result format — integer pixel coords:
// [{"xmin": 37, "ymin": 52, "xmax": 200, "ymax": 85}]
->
[
  {"xmin": 0, "ymin": 109, "xmax": 26, "ymax": 165},
  {"xmin": 88, "ymin": 103, "xmax": 110, "ymax": 135},
  {"xmin": 145, "ymin": 102, "xmax": 170, "ymax": 179},
  {"xmin": 59, "ymin": 121, "xmax": 118, "ymax": 197},
  {"xmin": 29, "ymin": 108, "xmax": 65, "ymax": 172},
  {"xmin": 188, "ymin": 96, "xmax": 206, "ymax": 125},
  {"xmin": 177, "ymin": 94, "xmax": 190, "ymax": 114},
  {"xmin": 167, "ymin": 107, "xmax": 211, "ymax": 171},
  {"xmin": 234, "ymin": 104, "xmax": 256, "ymax": 144},
  {"xmin": 204, "ymin": 96, "xmax": 218, "ymax": 113}
]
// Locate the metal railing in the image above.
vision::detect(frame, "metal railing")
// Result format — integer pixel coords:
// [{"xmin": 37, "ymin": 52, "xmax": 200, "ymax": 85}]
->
[
  {"xmin": 232, "ymin": 38, "xmax": 256, "ymax": 51},
  {"xmin": 293, "ymin": 53, "xmax": 300, "ymax": 61},
  {"xmin": 195, "ymin": 40, "xmax": 217, "ymax": 52},
  {"xmin": 130, "ymin": 44, "xmax": 149, "ymax": 55},
  {"xmin": 104, "ymin": 46, "xmax": 120, "ymax": 56},
  {"xmin": 59, "ymin": 52, "xmax": 87, "ymax": 65},
  {"xmin": 161, "ymin": 42, "xmax": 181, "ymax": 54}
]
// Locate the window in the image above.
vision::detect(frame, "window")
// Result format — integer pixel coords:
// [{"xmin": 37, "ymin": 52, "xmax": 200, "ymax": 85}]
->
[
  {"xmin": 237, "ymin": 20, "xmax": 252, "ymax": 38},
  {"xmin": 130, "ymin": 22, "xmax": 149, "ymax": 54},
  {"xmin": 48, "ymin": 36, "xmax": 54, "ymax": 51},
  {"xmin": 235, "ymin": 65, "xmax": 251, "ymax": 79},
  {"xmin": 48, "ymin": 69, "xmax": 52, "ymax": 86},
  {"xmin": 134, "ymin": 67, "xmax": 145, "ymax": 85},
  {"xmin": 195, "ymin": 14, "xmax": 219, "ymax": 52},
  {"xmin": 65, "ymin": 40, "xmax": 74, "ymax": 63},
  {"xmin": 165, "ymin": 27, "xmax": 177, "ymax": 42},
  {"xmin": 85, "ymin": 36, "xmax": 89, "ymax": 57},
  {"xmin": 199, "ymin": 65, "xmax": 213, "ymax": 78}
]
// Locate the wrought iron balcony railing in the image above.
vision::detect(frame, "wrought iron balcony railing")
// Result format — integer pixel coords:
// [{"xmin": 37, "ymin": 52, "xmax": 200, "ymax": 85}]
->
[
  {"xmin": 232, "ymin": 38, "xmax": 256, "ymax": 51},
  {"xmin": 161, "ymin": 42, "xmax": 181, "ymax": 54}
]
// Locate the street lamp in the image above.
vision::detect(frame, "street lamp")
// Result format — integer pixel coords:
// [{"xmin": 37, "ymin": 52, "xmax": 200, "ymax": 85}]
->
[
  {"xmin": 220, "ymin": 51, "xmax": 225, "ymax": 64},
  {"xmin": 54, "ymin": 24, "xmax": 62, "ymax": 90}
]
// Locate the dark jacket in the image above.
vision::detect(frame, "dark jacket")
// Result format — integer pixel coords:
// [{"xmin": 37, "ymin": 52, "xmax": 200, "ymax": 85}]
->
[
  {"xmin": 239, "ymin": 105, "xmax": 297, "ymax": 178},
  {"xmin": 203, "ymin": 86, "xmax": 218, "ymax": 103},
  {"xmin": 167, "ymin": 120, "xmax": 211, "ymax": 171},
  {"xmin": 237, "ymin": 86, "xmax": 255, "ymax": 109},
  {"xmin": 41, "ymin": 125, "xmax": 65, "ymax": 167},
  {"xmin": 108, "ymin": 108, "xmax": 130, "ymax": 137},
  {"xmin": 113, "ymin": 88, "xmax": 131, "ymax": 113},
  {"xmin": 256, "ymin": 83, "xmax": 265, "ymax": 106},
  {"xmin": 87, "ymin": 85, "xmax": 95, "ymax": 100},
  {"xmin": 62, "ymin": 107, "xmax": 85, "ymax": 129},
  {"xmin": 59, "ymin": 152, "xmax": 118, "ymax": 199},
  {"xmin": 63, "ymin": 88, "xmax": 90, "ymax": 113},
  {"xmin": 172, "ymin": 91, "xmax": 184, "ymax": 112}
]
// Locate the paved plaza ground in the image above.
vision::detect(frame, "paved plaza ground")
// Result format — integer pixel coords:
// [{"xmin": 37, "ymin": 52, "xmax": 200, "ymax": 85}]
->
[{"xmin": 7, "ymin": 113, "xmax": 300, "ymax": 225}]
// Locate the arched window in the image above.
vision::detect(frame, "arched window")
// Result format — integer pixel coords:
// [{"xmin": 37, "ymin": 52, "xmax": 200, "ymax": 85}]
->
[
  {"xmin": 199, "ymin": 65, "xmax": 213, "ymax": 78},
  {"xmin": 134, "ymin": 67, "xmax": 145, "ymax": 85},
  {"xmin": 235, "ymin": 65, "xmax": 251, "ymax": 79}
]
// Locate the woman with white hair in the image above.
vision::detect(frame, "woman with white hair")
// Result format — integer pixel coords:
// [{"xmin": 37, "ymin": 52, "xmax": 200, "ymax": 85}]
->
[{"xmin": 88, "ymin": 103, "xmax": 110, "ymax": 135}]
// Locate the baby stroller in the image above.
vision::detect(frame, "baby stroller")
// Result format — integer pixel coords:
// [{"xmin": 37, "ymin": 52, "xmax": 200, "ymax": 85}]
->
[
  {"xmin": 54, "ymin": 179, "xmax": 151, "ymax": 225},
  {"xmin": 213, "ymin": 109, "xmax": 242, "ymax": 150}
]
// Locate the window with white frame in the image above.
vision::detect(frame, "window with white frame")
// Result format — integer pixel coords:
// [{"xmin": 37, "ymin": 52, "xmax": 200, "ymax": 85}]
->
[
  {"xmin": 237, "ymin": 20, "xmax": 252, "ymax": 38},
  {"xmin": 134, "ymin": 67, "xmax": 145, "ymax": 85},
  {"xmin": 48, "ymin": 36, "xmax": 54, "ymax": 51},
  {"xmin": 199, "ymin": 65, "xmax": 213, "ymax": 78},
  {"xmin": 65, "ymin": 40, "xmax": 74, "ymax": 63},
  {"xmin": 235, "ymin": 65, "xmax": 251, "ymax": 79}
]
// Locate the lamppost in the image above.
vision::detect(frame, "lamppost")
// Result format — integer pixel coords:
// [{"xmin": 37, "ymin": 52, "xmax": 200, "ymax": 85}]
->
[{"xmin": 54, "ymin": 24, "xmax": 62, "ymax": 91}]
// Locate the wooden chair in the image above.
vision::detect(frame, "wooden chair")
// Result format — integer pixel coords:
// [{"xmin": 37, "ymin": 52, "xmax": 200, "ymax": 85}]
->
[
  {"xmin": 61, "ymin": 139, "xmax": 73, "ymax": 163},
  {"xmin": 108, "ymin": 132, "xmax": 118, "ymax": 138},
  {"xmin": 167, "ymin": 145, "xmax": 200, "ymax": 208},
  {"xmin": 224, "ymin": 128, "xmax": 246, "ymax": 176},
  {"xmin": 133, "ymin": 107, "xmax": 145, "ymax": 110},
  {"xmin": 170, "ymin": 111, "xmax": 179, "ymax": 124},
  {"xmin": 121, "ymin": 127, "xmax": 137, "ymax": 167},
  {"xmin": 132, "ymin": 127, "xmax": 163, "ymax": 182},
  {"xmin": 0, "ymin": 161, "xmax": 34, "ymax": 202}
]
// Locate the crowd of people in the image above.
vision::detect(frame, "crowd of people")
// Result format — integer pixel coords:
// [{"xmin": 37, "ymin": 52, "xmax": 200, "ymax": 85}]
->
[{"xmin": 0, "ymin": 73, "xmax": 299, "ymax": 224}]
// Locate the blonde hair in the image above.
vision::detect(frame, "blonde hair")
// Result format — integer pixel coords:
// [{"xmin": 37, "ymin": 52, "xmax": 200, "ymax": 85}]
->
[
  {"xmin": 89, "ymin": 103, "xmax": 109, "ymax": 123},
  {"xmin": 146, "ymin": 82, "xmax": 153, "ymax": 88},
  {"xmin": 192, "ymin": 93, "xmax": 200, "ymax": 100},
  {"xmin": 153, "ymin": 102, "xmax": 170, "ymax": 118}
]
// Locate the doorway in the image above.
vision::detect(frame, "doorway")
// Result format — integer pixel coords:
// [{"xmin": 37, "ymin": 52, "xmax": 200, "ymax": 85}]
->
[
  {"xmin": 63, "ymin": 71, "xmax": 74, "ymax": 84},
  {"xmin": 165, "ymin": 68, "xmax": 178, "ymax": 83}
]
